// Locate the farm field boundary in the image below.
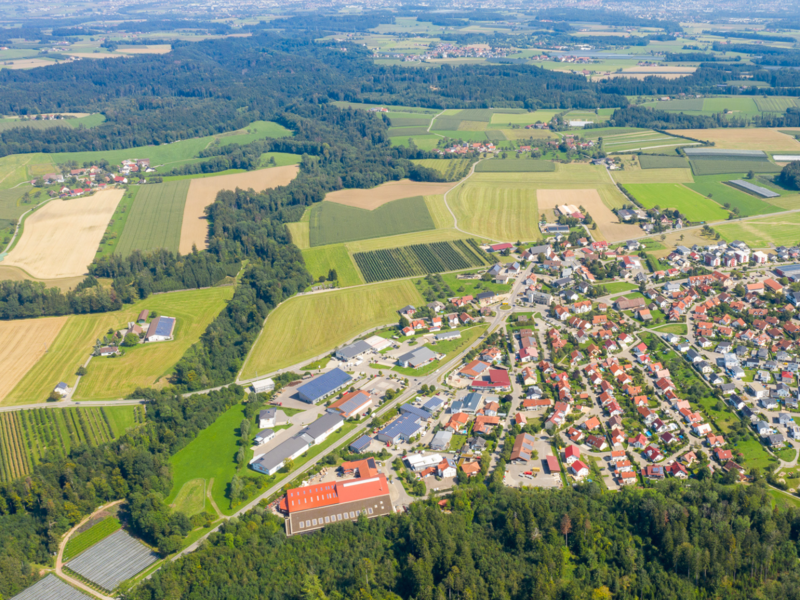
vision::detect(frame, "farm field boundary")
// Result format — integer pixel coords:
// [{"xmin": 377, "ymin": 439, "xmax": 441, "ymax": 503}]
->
[
  {"xmin": 475, "ymin": 159, "xmax": 556, "ymax": 172},
  {"xmin": 323, "ymin": 179, "xmax": 455, "ymax": 210},
  {"xmin": 115, "ymin": 180, "xmax": 189, "ymax": 256},
  {"xmin": 301, "ymin": 245, "xmax": 363, "ymax": 287},
  {"xmin": 623, "ymin": 183, "xmax": 729, "ymax": 222}
]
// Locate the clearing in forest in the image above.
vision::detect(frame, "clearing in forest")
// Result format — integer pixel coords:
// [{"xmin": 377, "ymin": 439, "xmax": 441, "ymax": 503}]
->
[
  {"xmin": 324, "ymin": 179, "xmax": 454, "ymax": 210},
  {"xmin": 179, "ymin": 165, "xmax": 299, "ymax": 254},
  {"xmin": 0, "ymin": 317, "xmax": 68, "ymax": 403},
  {"xmin": 241, "ymin": 279, "xmax": 423, "ymax": 377},
  {"xmin": 3, "ymin": 189, "xmax": 123, "ymax": 278}
]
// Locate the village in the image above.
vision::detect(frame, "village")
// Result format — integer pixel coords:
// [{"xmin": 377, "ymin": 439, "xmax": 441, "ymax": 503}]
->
[{"xmin": 32, "ymin": 158, "xmax": 156, "ymax": 198}]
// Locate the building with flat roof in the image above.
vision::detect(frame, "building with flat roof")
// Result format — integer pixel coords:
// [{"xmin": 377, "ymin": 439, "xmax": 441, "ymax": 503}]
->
[
  {"xmin": 376, "ymin": 413, "xmax": 425, "ymax": 445},
  {"xmin": 301, "ymin": 413, "xmax": 344, "ymax": 445},
  {"xmin": 251, "ymin": 436, "xmax": 310, "ymax": 476},
  {"xmin": 251, "ymin": 377, "xmax": 275, "ymax": 394},
  {"xmin": 349, "ymin": 435, "xmax": 374, "ymax": 453},
  {"xmin": 327, "ymin": 390, "xmax": 372, "ymax": 419},
  {"xmin": 364, "ymin": 335, "xmax": 393, "ymax": 352},
  {"xmin": 297, "ymin": 368, "xmax": 353, "ymax": 403},
  {"xmin": 430, "ymin": 430, "xmax": 453, "ymax": 451}
]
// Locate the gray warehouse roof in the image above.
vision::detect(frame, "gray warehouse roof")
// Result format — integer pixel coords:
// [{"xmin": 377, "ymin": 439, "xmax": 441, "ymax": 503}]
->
[
  {"xmin": 252, "ymin": 436, "xmax": 310, "ymax": 473},
  {"xmin": 301, "ymin": 412, "xmax": 344, "ymax": 442},
  {"xmin": 350, "ymin": 435, "xmax": 373, "ymax": 452},
  {"xmin": 400, "ymin": 404, "xmax": 431, "ymax": 420},
  {"xmin": 378, "ymin": 414, "xmax": 424, "ymax": 441},
  {"xmin": 728, "ymin": 180, "xmax": 780, "ymax": 198},
  {"xmin": 335, "ymin": 340, "xmax": 372, "ymax": 361},
  {"xmin": 297, "ymin": 368, "xmax": 352, "ymax": 402}
]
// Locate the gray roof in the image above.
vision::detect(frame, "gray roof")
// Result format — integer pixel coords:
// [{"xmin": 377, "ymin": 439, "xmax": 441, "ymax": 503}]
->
[
  {"xmin": 431, "ymin": 430, "xmax": 453, "ymax": 449},
  {"xmin": 65, "ymin": 529, "xmax": 158, "ymax": 591},
  {"xmin": 335, "ymin": 340, "xmax": 372, "ymax": 361},
  {"xmin": 400, "ymin": 404, "xmax": 431, "ymax": 420},
  {"xmin": 422, "ymin": 396, "xmax": 445, "ymax": 412},
  {"xmin": 301, "ymin": 413, "xmax": 344, "ymax": 442},
  {"xmin": 253, "ymin": 436, "xmax": 310, "ymax": 473},
  {"xmin": 462, "ymin": 392, "xmax": 483, "ymax": 412},
  {"xmin": 378, "ymin": 413, "xmax": 424, "ymax": 441},
  {"xmin": 255, "ymin": 428, "xmax": 274, "ymax": 440},
  {"xmin": 10, "ymin": 575, "xmax": 92, "ymax": 600},
  {"xmin": 296, "ymin": 368, "xmax": 352, "ymax": 402},
  {"xmin": 397, "ymin": 346, "xmax": 437, "ymax": 367},
  {"xmin": 435, "ymin": 330, "xmax": 461, "ymax": 341},
  {"xmin": 528, "ymin": 245, "xmax": 550, "ymax": 255},
  {"xmin": 350, "ymin": 435, "xmax": 373, "ymax": 452},
  {"xmin": 684, "ymin": 148, "xmax": 766, "ymax": 157}
]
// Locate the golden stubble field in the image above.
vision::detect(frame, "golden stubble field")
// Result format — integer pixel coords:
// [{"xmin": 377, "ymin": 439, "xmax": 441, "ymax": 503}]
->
[
  {"xmin": 4, "ymin": 189, "xmax": 123, "ymax": 278},
  {"xmin": 0, "ymin": 316, "xmax": 68, "ymax": 402},
  {"xmin": 180, "ymin": 165, "xmax": 299, "ymax": 254},
  {"xmin": 666, "ymin": 128, "xmax": 800, "ymax": 151},
  {"xmin": 324, "ymin": 179, "xmax": 455, "ymax": 210},
  {"xmin": 537, "ymin": 189, "xmax": 641, "ymax": 242}
]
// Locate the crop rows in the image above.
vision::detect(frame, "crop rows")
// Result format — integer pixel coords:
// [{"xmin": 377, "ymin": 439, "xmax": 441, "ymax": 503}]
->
[
  {"xmin": 354, "ymin": 240, "xmax": 487, "ymax": 283},
  {"xmin": 64, "ymin": 517, "xmax": 123, "ymax": 562},
  {"xmin": 0, "ymin": 407, "xmax": 123, "ymax": 483},
  {"xmin": 688, "ymin": 157, "xmax": 781, "ymax": 176},
  {"xmin": 639, "ymin": 155, "xmax": 689, "ymax": 169}
]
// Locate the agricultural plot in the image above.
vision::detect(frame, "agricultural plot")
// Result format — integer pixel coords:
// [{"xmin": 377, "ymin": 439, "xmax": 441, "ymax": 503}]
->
[
  {"xmin": 623, "ymin": 183, "xmax": 729, "ymax": 222},
  {"xmin": 180, "ymin": 165, "xmax": 299, "ymax": 254},
  {"xmin": 755, "ymin": 97, "xmax": 800, "ymax": 112},
  {"xmin": 688, "ymin": 156, "xmax": 781, "ymax": 176},
  {"xmin": 0, "ymin": 406, "xmax": 141, "ymax": 483},
  {"xmin": 449, "ymin": 181, "xmax": 540, "ymax": 241},
  {"xmin": 489, "ymin": 110, "xmax": 559, "ymax": 125},
  {"xmin": 537, "ymin": 188, "xmax": 641, "ymax": 242},
  {"xmin": 308, "ymin": 196, "xmax": 436, "ymax": 247},
  {"xmin": 66, "ymin": 529, "xmax": 159, "ymax": 592},
  {"xmin": 685, "ymin": 174, "xmax": 782, "ymax": 217},
  {"xmin": 64, "ymin": 517, "xmax": 122, "ymax": 562},
  {"xmin": 669, "ymin": 128, "xmax": 800, "ymax": 151},
  {"xmin": 0, "ymin": 187, "xmax": 30, "ymax": 222},
  {"xmin": 0, "ymin": 153, "xmax": 55, "ymax": 190},
  {"xmin": 611, "ymin": 167, "xmax": 695, "ymax": 184},
  {"xmin": 639, "ymin": 155, "xmax": 690, "ymax": 169},
  {"xmin": 0, "ymin": 316, "xmax": 67, "ymax": 403},
  {"xmin": 241, "ymin": 279, "xmax": 423, "ymax": 377},
  {"xmin": 216, "ymin": 120, "xmax": 292, "ymax": 146},
  {"xmin": 424, "ymin": 195, "xmax": 454, "ymax": 229},
  {"xmin": 115, "ymin": 181, "xmax": 189, "ymax": 256},
  {"xmin": 286, "ymin": 207, "xmax": 310, "ymax": 250},
  {"xmin": 10, "ymin": 574, "xmax": 91, "ymax": 600},
  {"xmin": 75, "ymin": 287, "xmax": 233, "ymax": 400},
  {"xmin": 716, "ymin": 213, "xmax": 800, "ymax": 248},
  {"xmin": 324, "ymin": 179, "xmax": 454, "ymax": 209},
  {"xmin": 475, "ymin": 159, "xmax": 556, "ymax": 172},
  {"xmin": 642, "ymin": 98, "xmax": 705, "ymax": 111},
  {"xmin": 387, "ymin": 113, "xmax": 433, "ymax": 127},
  {"xmin": 411, "ymin": 159, "xmax": 471, "ymax": 180},
  {"xmin": 301, "ymin": 245, "xmax": 363, "ymax": 287},
  {"xmin": 602, "ymin": 132, "xmax": 687, "ymax": 152},
  {"xmin": 389, "ymin": 135, "xmax": 440, "ymax": 150},
  {"xmin": 429, "ymin": 130, "xmax": 489, "ymax": 142},
  {"xmin": 702, "ymin": 97, "xmax": 760, "ymax": 116},
  {"xmin": 431, "ymin": 108, "xmax": 526, "ymax": 130},
  {"xmin": 353, "ymin": 239, "xmax": 489, "ymax": 283},
  {"xmin": 388, "ymin": 126, "xmax": 431, "ymax": 138},
  {"xmin": 4, "ymin": 189, "xmax": 124, "ymax": 279},
  {"xmin": 344, "ymin": 228, "xmax": 474, "ymax": 253},
  {"xmin": 257, "ymin": 152, "xmax": 302, "ymax": 168},
  {"xmin": 580, "ymin": 127, "xmax": 649, "ymax": 140}
]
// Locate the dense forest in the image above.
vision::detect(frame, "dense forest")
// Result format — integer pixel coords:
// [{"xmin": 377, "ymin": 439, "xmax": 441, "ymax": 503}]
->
[{"xmin": 129, "ymin": 480, "xmax": 800, "ymax": 600}]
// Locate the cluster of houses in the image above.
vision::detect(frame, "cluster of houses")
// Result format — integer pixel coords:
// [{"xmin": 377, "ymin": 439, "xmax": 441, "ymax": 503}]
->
[
  {"xmin": 94, "ymin": 312, "xmax": 177, "ymax": 357},
  {"xmin": 438, "ymin": 141, "xmax": 498, "ymax": 155},
  {"xmin": 36, "ymin": 158, "xmax": 159, "ymax": 195},
  {"xmin": 389, "ymin": 43, "xmax": 511, "ymax": 62}
]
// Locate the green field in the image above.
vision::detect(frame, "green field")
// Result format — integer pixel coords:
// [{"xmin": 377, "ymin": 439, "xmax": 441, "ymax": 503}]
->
[
  {"xmin": 387, "ymin": 114, "xmax": 434, "ymax": 127},
  {"xmin": 115, "ymin": 181, "xmax": 189, "ymax": 256},
  {"xmin": 603, "ymin": 132, "xmax": 686, "ymax": 152},
  {"xmin": 257, "ymin": 152, "xmax": 302, "ymax": 168},
  {"xmin": 685, "ymin": 174, "xmax": 782, "ymax": 217},
  {"xmin": 96, "ymin": 187, "xmax": 140, "ymax": 257},
  {"xmin": 581, "ymin": 127, "xmax": 650, "ymax": 140},
  {"xmin": 0, "ymin": 114, "xmax": 105, "ymax": 132},
  {"xmin": 450, "ymin": 180, "xmax": 540, "ymax": 241},
  {"xmin": 63, "ymin": 517, "xmax": 122, "ymax": 562},
  {"xmin": 689, "ymin": 156, "xmax": 781, "ymax": 177},
  {"xmin": 599, "ymin": 281, "xmax": 638, "ymax": 294},
  {"xmin": 475, "ymin": 159, "xmax": 556, "ymax": 172},
  {"xmin": 639, "ymin": 155, "xmax": 690, "ymax": 169},
  {"xmin": 240, "ymin": 279, "xmax": 423, "ymax": 377},
  {"xmin": 308, "ymin": 196, "xmax": 435, "ymax": 247},
  {"xmin": 653, "ymin": 323, "xmax": 688, "ymax": 335},
  {"xmin": 0, "ymin": 153, "xmax": 55, "ymax": 190},
  {"xmin": 216, "ymin": 120, "xmax": 292, "ymax": 146},
  {"xmin": 432, "ymin": 108, "xmax": 527, "ymax": 130},
  {"xmin": 388, "ymin": 126, "xmax": 431, "ymax": 138},
  {"xmin": 489, "ymin": 110, "xmax": 559, "ymax": 125},
  {"xmin": 301, "ymin": 244, "xmax": 363, "ymax": 287},
  {"xmin": 716, "ymin": 212, "xmax": 800, "ymax": 248},
  {"xmin": 0, "ymin": 406, "xmax": 141, "ymax": 482},
  {"xmin": 430, "ymin": 130, "xmax": 489, "ymax": 142},
  {"xmin": 75, "ymin": 287, "xmax": 234, "ymax": 400},
  {"xmin": 389, "ymin": 135, "xmax": 440, "ymax": 151},
  {"xmin": 623, "ymin": 183, "xmax": 729, "ymax": 222},
  {"xmin": 170, "ymin": 478, "xmax": 207, "ymax": 517},
  {"xmin": 411, "ymin": 158, "xmax": 471, "ymax": 180},
  {"xmin": 755, "ymin": 97, "xmax": 800, "ymax": 112}
]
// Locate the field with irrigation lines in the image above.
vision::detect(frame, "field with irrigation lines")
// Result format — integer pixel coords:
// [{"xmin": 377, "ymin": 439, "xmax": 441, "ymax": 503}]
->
[
  {"xmin": 115, "ymin": 180, "xmax": 189, "ymax": 256},
  {"xmin": 639, "ymin": 155, "xmax": 690, "ymax": 169},
  {"xmin": 308, "ymin": 196, "xmax": 435, "ymax": 246},
  {"xmin": 354, "ymin": 239, "xmax": 490, "ymax": 283},
  {"xmin": 64, "ymin": 517, "xmax": 122, "ymax": 562},
  {"xmin": 0, "ymin": 406, "xmax": 143, "ymax": 483},
  {"xmin": 475, "ymin": 159, "xmax": 556, "ymax": 172},
  {"xmin": 623, "ymin": 183, "xmax": 729, "ymax": 222},
  {"xmin": 689, "ymin": 157, "xmax": 781, "ymax": 176},
  {"xmin": 412, "ymin": 158, "xmax": 471, "ymax": 180}
]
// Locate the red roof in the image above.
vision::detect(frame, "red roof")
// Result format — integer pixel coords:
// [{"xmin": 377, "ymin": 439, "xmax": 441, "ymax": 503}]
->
[{"xmin": 283, "ymin": 475, "xmax": 389, "ymax": 514}]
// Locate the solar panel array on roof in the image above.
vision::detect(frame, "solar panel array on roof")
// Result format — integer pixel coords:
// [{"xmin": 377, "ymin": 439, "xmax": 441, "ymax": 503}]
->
[
  {"xmin": 65, "ymin": 530, "xmax": 159, "ymax": 592},
  {"xmin": 10, "ymin": 575, "xmax": 92, "ymax": 600},
  {"xmin": 153, "ymin": 316, "xmax": 175, "ymax": 337},
  {"xmin": 297, "ymin": 368, "xmax": 353, "ymax": 403},
  {"xmin": 350, "ymin": 435, "xmax": 373, "ymax": 452}
]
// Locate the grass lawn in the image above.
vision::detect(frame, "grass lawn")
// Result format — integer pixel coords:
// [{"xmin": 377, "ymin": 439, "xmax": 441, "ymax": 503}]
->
[
  {"xmin": 301, "ymin": 355, "xmax": 331, "ymax": 371},
  {"xmin": 170, "ymin": 478, "xmax": 206, "ymax": 516},
  {"xmin": 598, "ymin": 281, "xmax": 638, "ymax": 294},
  {"xmin": 623, "ymin": 183, "xmax": 729, "ymax": 222},
  {"xmin": 63, "ymin": 517, "xmax": 122, "ymax": 562},
  {"xmin": 716, "ymin": 212, "xmax": 800, "ymax": 248},
  {"xmin": 393, "ymin": 324, "xmax": 488, "ymax": 376},
  {"xmin": 684, "ymin": 174, "xmax": 782, "ymax": 217},
  {"xmin": 95, "ymin": 186, "xmax": 139, "ymax": 258},
  {"xmin": 115, "ymin": 180, "xmax": 189, "ymax": 257},
  {"xmin": 653, "ymin": 323, "xmax": 688, "ymax": 335},
  {"xmin": 737, "ymin": 438, "xmax": 777, "ymax": 471},
  {"xmin": 301, "ymin": 245, "xmax": 363, "ymax": 287},
  {"xmin": 416, "ymin": 269, "xmax": 512, "ymax": 298},
  {"xmin": 449, "ymin": 434, "xmax": 467, "ymax": 451},
  {"xmin": 240, "ymin": 279, "xmax": 423, "ymax": 378},
  {"xmin": 308, "ymin": 196, "xmax": 435, "ymax": 247},
  {"xmin": 776, "ymin": 447, "xmax": 797, "ymax": 463},
  {"xmin": 768, "ymin": 488, "xmax": 800, "ymax": 510},
  {"xmin": 104, "ymin": 406, "xmax": 139, "ymax": 436},
  {"xmin": 74, "ymin": 287, "xmax": 234, "ymax": 400}
]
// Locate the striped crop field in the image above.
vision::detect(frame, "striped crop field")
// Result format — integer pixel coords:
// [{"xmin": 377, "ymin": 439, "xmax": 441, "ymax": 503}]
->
[
  {"xmin": 0, "ymin": 406, "xmax": 143, "ymax": 483},
  {"xmin": 115, "ymin": 180, "xmax": 189, "ymax": 256},
  {"xmin": 64, "ymin": 517, "xmax": 123, "ymax": 562},
  {"xmin": 411, "ymin": 159, "xmax": 471, "ymax": 180}
]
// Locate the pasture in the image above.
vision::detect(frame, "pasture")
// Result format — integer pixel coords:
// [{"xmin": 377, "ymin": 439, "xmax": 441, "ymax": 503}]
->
[
  {"xmin": 308, "ymin": 196, "xmax": 435, "ymax": 247},
  {"xmin": 0, "ymin": 153, "xmax": 55, "ymax": 190},
  {"xmin": 389, "ymin": 135, "xmax": 440, "ymax": 150},
  {"xmin": 611, "ymin": 167, "xmax": 695, "ymax": 184},
  {"xmin": 623, "ymin": 184, "xmax": 729, "ymax": 222},
  {"xmin": 0, "ymin": 317, "xmax": 68, "ymax": 403},
  {"xmin": 411, "ymin": 159, "xmax": 471, "ymax": 180},
  {"xmin": 685, "ymin": 175, "xmax": 782, "ymax": 217},
  {"xmin": 449, "ymin": 181, "xmax": 540, "ymax": 241},
  {"xmin": 115, "ymin": 181, "xmax": 189, "ymax": 256},
  {"xmin": 75, "ymin": 287, "xmax": 234, "ymax": 400},
  {"xmin": 716, "ymin": 213, "xmax": 800, "ymax": 248},
  {"xmin": 639, "ymin": 155, "xmax": 690, "ymax": 169},
  {"xmin": 323, "ymin": 179, "xmax": 454, "ymax": 209},
  {"xmin": 217, "ymin": 120, "xmax": 292, "ymax": 146},
  {"xmin": 180, "ymin": 165, "xmax": 299, "ymax": 254},
  {"xmin": 0, "ymin": 406, "xmax": 140, "ymax": 482},
  {"xmin": 3, "ymin": 189, "xmax": 123, "ymax": 279},
  {"xmin": 171, "ymin": 478, "xmax": 207, "ymax": 517},
  {"xmin": 241, "ymin": 279, "xmax": 423, "ymax": 377},
  {"xmin": 286, "ymin": 207, "xmax": 311, "ymax": 250},
  {"xmin": 668, "ymin": 128, "xmax": 800, "ymax": 151},
  {"xmin": 537, "ymin": 188, "xmax": 641, "ymax": 242},
  {"xmin": 301, "ymin": 245, "xmax": 363, "ymax": 287},
  {"xmin": 475, "ymin": 159, "xmax": 556, "ymax": 172},
  {"xmin": 689, "ymin": 156, "xmax": 781, "ymax": 177}
]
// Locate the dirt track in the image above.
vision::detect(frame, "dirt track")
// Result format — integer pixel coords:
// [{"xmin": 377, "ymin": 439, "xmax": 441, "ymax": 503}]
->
[
  {"xmin": 179, "ymin": 165, "xmax": 299, "ymax": 254},
  {"xmin": 3, "ymin": 189, "xmax": 123, "ymax": 278},
  {"xmin": 324, "ymin": 179, "xmax": 455, "ymax": 210},
  {"xmin": 537, "ymin": 188, "xmax": 641, "ymax": 243}
]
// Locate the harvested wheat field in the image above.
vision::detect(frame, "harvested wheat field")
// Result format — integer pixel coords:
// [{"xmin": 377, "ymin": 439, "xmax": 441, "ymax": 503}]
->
[
  {"xmin": 0, "ymin": 266, "xmax": 85, "ymax": 292},
  {"xmin": 180, "ymin": 165, "xmax": 299, "ymax": 254},
  {"xmin": 0, "ymin": 316, "xmax": 68, "ymax": 402},
  {"xmin": 4, "ymin": 190, "xmax": 123, "ymax": 278},
  {"xmin": 324, "ymin": 179, "xmax": 456, "ymax": 210},
  {"xmin": 666, "ymin": 128, "xmax": 800, "ymax": 151},
  {"xmin": 537, "ymin": 189, "xmax": 641, "ymax": 242},
  {"xmin": 118, "ymin": 45, "xmax": 172, "ymax": 54}
]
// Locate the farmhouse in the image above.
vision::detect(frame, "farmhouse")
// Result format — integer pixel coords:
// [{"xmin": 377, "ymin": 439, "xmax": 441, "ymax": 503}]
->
[
  {"xmin": 296, "ymin": 368, "xmax": 353, "ymax": 403},
  {"xmin": 145, "ymin": 316, "xmax": 176, "ymax": 342}
]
